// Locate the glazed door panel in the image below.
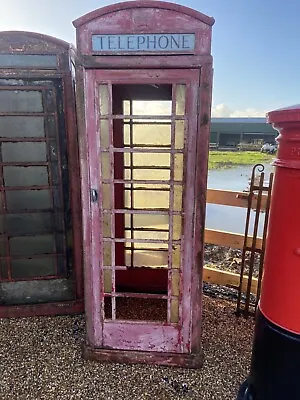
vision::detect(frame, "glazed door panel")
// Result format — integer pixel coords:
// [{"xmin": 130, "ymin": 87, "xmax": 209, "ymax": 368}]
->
[
  {"xmin": 0, "ymin": 79, "xmax": 74, "ymax": 305},
  {"xmin": 85, "ymin": 69, "xmax": 199, "ymax": 352}
]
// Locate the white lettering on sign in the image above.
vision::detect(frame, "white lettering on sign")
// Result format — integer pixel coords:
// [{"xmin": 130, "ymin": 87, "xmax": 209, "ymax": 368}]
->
[{"xmin": 92, "ymin": 33, "xmax": 195, "ymax": 52}]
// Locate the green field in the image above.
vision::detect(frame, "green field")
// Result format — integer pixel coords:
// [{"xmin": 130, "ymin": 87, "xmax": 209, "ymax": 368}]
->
[{"xmin": 208, "ymin": 151, "xmax": 275, "ymax": 170}]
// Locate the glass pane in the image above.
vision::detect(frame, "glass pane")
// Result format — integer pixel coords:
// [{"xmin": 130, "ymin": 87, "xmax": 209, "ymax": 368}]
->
[
  {"xmin": 174, "ymin": 186, "xmax": 183, "ymax": 211},
  {"xmin": 0, "ymin": 116, "xmax": 45, "ymax": 138},
  {"xmin": 103, "ymin": 269, "xmax": 112, "ymax": 293},
  {"xmin": 129, "ymin": 190, "xmax": 169, "ymax": 209},
  {"xmin": 170, "ymin": 298, "xmax": 179, "ymax": 323},
  {"xmin": 132, "ymin": 101, "xmax": 171, "ymax": 116},
  {"xmin": 102, "ymin": 184, "xmax": 111, "ymax": 209},
  {"xmin": 126, "ymin": 249, "xmax": 168, "ymax": 267},
  {"xmin": 4, "ymin": 166, "xmax": 49, "ymax": 186},
  {"xmin": 125, "ymin": 168, "xmax": 170, "ymax": 181},
  {"xmin": 128, "ymin": 229, "xmax": 168, "ymax": 241},
  {"xmin": 0, "ymin": 90, "xmax": 43, "ymax": 112},
  {"xmin": 2, "ymin": 142, "xmax": 47, "ymax": 162},
  {"xmin": 6, "ymin": 190, "xmax": 52, "ymax": 210},
  {"xmin": 102, "ymin": 214, "xmax": 111, "ymax": 237},
  {"xmin": 0, "ymin": 54, "xmax": 57, "ymax": 68},
  {"xmin": 99, "ymin": 84, "xmax": 109, "ymax": 115},
  {"xmin": 128, "ymin": 153, "xmax": 170, "ymax": 167},
  {"xmin": 175, "ymin": 121, "xmax": 185, "ymax": 149},
  {"xmin": 100, "ymin": 119, "xmax": 110, "ymax": 148},
  {"xmin": 10, "ymin": 235, "xmax": 55, "ymax": 256},
  {"xmin": 103, "ymin": 242, "xmax": 112, "ymax": 266},
  {"xmin": 172, "ymin": 245, "xmax": 181, "ymax": 269},
  {"xmin": 124, "ymin": 124, "xmax": 171, "ymax": 147},
  {"xmin": 174, "ymin": 154, "xmax": 183, "ymax": 181},
  {"xmin": 171, "ymin": 271, "xmax": 180, "ymax": 296},
  {"xmin": 125, "ymin": 213, "xmax": 169, "ymax": 230},
  {"xmin": 11, "ymin": 257, "xmax": 56, "ymax": 279},
  {"xmin": 123, "ymin": 100, "xmax": 130, "ymax": 115},
  {"xmin": 129, "ymin": 242, "xmax": 168, "ymax": 250},
  {"xmin": 175, "ymin": 85, "xmax": 186, "ymax": 115},
  {"xmin": 6, "ymin": 213, "xmax": 54, "ymax": 235},
  {"xmin": 173, "ymin": 215, "xmax": 182, "ymax": 240},
  {"xmin": 100, "ymin": 152, "xmax": 110, "ymax": 180}
]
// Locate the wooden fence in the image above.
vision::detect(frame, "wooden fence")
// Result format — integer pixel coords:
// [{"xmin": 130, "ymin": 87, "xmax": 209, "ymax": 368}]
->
[{"xmin": 203, "ymin": 188, "xmax": 267, "ymax": 293}]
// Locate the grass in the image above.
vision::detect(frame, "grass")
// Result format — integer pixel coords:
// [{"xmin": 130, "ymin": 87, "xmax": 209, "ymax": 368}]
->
[{"xmin": 208, "ymin": 151, "xmax": 275, "ymax": 170}]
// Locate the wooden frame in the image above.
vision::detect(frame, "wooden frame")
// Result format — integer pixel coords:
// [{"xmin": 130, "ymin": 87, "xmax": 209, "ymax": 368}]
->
[{"xmin": 203, "ymin": 188, "xmax": 269, "ymax": 293}]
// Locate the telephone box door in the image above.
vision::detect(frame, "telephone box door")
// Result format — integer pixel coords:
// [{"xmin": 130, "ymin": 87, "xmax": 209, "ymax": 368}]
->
[
  {"xmin": 84, "ymin": 68, "xmax": 200, "ymax": 354},
  {"xmin": 0, "ymin": 79, "xmax": 76, "ymax": 307}
]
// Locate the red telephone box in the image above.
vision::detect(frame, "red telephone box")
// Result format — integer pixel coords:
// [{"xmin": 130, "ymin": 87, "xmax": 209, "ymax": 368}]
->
[
  {"xmin": 0, "ymin": 32, "xmax": 83, "ymax": 317},
  {"xmin": 74, "ymin": 1, "xmax": 214, "ymax": 367}
]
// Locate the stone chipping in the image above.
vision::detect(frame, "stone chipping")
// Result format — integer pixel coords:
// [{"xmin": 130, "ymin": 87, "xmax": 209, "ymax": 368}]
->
[{"xmin": 0, "ymin": 296, "xmax": 254, "ymax": 400}]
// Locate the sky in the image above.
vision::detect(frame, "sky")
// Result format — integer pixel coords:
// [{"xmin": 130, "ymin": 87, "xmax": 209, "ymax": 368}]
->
[{"xmin": 0, "ymin": 0, "xmax": 299, "ymax": 117}]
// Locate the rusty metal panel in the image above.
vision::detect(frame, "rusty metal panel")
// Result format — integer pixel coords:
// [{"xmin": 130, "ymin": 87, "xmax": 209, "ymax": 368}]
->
[{"xmin": 236, "ymin": 164, "xmax": 274, "ymax": 317}]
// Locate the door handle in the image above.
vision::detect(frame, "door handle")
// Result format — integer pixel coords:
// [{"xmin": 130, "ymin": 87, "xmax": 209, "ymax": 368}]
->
[{"xmin": 91, "ymin": 188, "xmax": 98, "ymax": 203}]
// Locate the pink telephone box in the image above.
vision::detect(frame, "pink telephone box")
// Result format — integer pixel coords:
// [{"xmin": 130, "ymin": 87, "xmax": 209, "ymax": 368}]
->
[{"xmin": 74, "ymin": 1, "xmax": 214, "ymax": 367}]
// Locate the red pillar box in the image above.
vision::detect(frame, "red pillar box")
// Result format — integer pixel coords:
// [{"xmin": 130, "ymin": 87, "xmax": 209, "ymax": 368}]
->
[
  {"xmin": 238, "ymin": 105, "xmax": 300, "ymax": 399},
  {"xmin": 74, "ymin": 1, "xmax": 214, "ymax": 367}
]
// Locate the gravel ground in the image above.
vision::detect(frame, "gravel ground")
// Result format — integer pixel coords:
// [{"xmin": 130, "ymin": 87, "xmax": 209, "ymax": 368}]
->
[
  {"xmin": 204, "ymin": 244, "xmax": 260, "ymax": 278},
  {"xmin": 0, "ymin": 296, "xmax": 254, "ymax": 400}
]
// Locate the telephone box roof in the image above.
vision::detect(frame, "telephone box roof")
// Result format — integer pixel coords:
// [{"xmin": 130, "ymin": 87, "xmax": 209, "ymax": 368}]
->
[
  {"xmin": 73, "ymin": 1, "xmax": 215, "ymax": 28},
  {"xmin": 0, "ymin": 30, "xmax": 70, "ymax": 50}
]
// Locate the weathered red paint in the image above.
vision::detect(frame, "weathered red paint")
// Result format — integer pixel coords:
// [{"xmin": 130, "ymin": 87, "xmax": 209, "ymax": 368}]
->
[
  {"xmin": 0, "ymin": 31, "xmax": 83, "ymax": 317},
  {"xmin": 74, "ymin": 1, "xmax": 213, "ymax": 367},
  {"xmin": 260, "ymin": 105, "xmax": 300, "ymax": 334}
]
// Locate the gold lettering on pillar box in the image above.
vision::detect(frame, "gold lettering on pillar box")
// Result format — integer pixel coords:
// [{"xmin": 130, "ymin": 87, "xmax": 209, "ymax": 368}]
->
[{"xmin": 92, "ymin": 33, "xmax": 196, "ymax": 52}]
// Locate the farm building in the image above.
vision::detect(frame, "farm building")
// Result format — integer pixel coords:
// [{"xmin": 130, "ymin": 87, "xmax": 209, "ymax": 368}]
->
[{"xmin": 210, "ymin": 117, "xmax": 278, "ymax": 148}]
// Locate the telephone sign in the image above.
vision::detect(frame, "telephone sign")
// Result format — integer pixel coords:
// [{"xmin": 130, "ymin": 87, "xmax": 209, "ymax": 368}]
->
[{"xmin": 92, "ymin": 33, "xmax": 196, "ymax": 52}]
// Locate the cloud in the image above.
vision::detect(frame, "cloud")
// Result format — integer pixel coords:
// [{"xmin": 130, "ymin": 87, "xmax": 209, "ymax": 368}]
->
[
  {"xmin": 212, "ymin": 103, "xmax": 267, "ymax": 118},
  {"xmin": 211, "ymin": 104, "xmax": 232, "ymax": 117},
  {"xmin": 132, "ymin": 100, "xmax": 171, "ymax": 115}
]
